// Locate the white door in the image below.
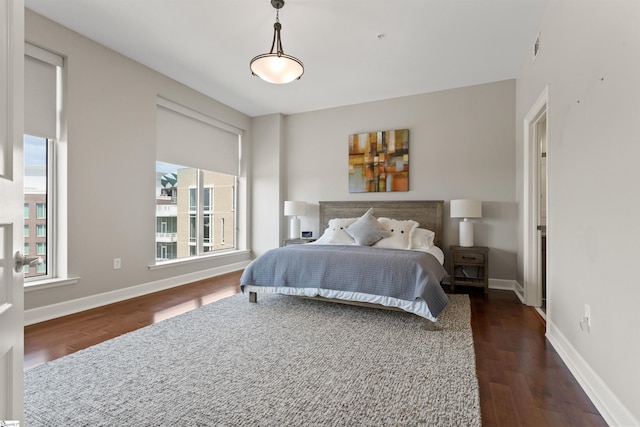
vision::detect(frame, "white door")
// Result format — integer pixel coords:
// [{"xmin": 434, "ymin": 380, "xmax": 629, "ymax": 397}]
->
[{"xmin": 0, "ymin": 0, "xmax": 25, "ymax": 423}]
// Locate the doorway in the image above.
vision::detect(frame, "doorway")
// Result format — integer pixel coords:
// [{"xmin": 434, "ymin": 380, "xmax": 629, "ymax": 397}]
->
[
  {"xmin": 537, "ymin": 116, "xmax": 547, "ymax": 313},
  {"xmin": 523, "ymin": 87, "xmax": 549, "ymax": 316}
]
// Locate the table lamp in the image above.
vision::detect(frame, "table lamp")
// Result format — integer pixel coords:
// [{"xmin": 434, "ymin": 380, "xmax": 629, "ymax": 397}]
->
[
  {"xmin": 450, "ymin": 199, "xmax": 482, "ymax": 247},
  {"xmin": 284, "ymin": 201, "xmax": 306, "ymax": 239}
]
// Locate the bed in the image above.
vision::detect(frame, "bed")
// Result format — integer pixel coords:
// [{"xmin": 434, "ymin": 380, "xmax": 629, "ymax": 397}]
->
[{"xmin": 240, "ymin": 200, "xmax": 449, "ymax": 325}]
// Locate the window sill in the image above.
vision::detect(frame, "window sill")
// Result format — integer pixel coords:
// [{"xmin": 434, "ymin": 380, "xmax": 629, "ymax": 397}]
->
[
  {"xmin": 24, "ymin": 276, "xmax": 80, "ymax": 292},
  {"xmin": 148, "ymin": 249, "xmax": 250, "ymax": 271}
]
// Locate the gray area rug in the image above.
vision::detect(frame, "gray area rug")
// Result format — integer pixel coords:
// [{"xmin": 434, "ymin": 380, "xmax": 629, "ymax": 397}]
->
[{"xmin": 25, "ymin": 293, "xmax": 480, "ymax": 426}]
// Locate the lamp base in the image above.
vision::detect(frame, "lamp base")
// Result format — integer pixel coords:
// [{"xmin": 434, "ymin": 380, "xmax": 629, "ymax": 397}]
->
[
  {"xmin": 459, "ymin": 220, "xmax": 474, "ymax": 247},
  {"xmin": 289, "ymin": 217, "xmax": 300, "ymax": 239}
]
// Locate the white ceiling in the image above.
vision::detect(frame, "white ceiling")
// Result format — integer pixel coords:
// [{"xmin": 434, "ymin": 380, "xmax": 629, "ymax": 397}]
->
[{"xmin": 25, "ymin": 0, "xmax": 548, "ymax": 117}]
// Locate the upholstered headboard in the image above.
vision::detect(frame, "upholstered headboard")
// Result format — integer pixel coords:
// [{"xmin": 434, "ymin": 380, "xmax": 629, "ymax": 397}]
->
[{"xmin": 318, "ymin": 200, "xmax": 444, "ymax": 247}]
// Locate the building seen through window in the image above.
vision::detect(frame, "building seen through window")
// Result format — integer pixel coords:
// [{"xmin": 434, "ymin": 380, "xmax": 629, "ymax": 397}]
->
[
  {"xmin": 156, "ymin": 161, "xmax": 236, "ymax": 262},
  {"xmin": 24, "ymin": 134, "xmax": 48, "ymax": 278}
]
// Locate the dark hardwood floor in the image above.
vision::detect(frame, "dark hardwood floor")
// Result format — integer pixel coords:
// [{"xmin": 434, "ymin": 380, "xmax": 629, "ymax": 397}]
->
[
  {"xmin": 470, "ymin": 290, "xmax": 606, "ymax": 426},
  {"xmin": 24, "ymin": 271, "xmax": 607, "ymax": 426}
]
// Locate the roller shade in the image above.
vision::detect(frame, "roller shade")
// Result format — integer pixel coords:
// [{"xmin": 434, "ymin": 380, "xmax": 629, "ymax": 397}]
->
[
  {"xmin": 156, "ymin": 99, "xmax": 241, "ymax": 176},
  {"xmin": 25, "ymin": 44, "xmax": 62, "ymax": 139}
]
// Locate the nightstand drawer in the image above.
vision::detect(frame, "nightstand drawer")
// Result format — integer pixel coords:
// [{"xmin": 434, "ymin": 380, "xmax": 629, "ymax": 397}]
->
[{"xmin": 453, "ymin": 252, "xmax": 485, "ymax": 264}]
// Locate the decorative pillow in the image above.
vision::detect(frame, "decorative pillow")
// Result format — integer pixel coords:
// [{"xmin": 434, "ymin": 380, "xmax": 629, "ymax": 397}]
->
[
  {"xmin": 313, "ymin": 218, "xmax": 357, "ymax": 244},
  {"xmin": 345, "ymin": 208, "xmax": 391, "ymax": 246},
  {"xmin": 374, "ymin": 217, "xmax": 419, "ymax": 250},
  {"xmin": 411, "ymin": 228, "xmax": 436, "ymax": 251}
]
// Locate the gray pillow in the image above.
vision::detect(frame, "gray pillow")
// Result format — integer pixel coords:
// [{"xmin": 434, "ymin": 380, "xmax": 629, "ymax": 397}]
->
[{"xmin": 346, "ymin": 208, "xmax": 392, "ymax": 246}]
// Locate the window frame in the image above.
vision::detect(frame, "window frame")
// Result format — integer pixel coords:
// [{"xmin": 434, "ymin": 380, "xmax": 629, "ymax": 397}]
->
[{"xmin": 23, "ymin": 43, "xmax": 76, "ymax": 290}]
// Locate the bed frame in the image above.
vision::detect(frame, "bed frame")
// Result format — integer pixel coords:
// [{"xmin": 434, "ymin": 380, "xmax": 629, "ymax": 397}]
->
[{"xmin": 319, "ymin": 200, "xmax": 444, "ymax": 247}]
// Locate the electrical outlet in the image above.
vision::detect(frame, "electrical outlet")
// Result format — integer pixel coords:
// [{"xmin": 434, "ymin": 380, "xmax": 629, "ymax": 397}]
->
[{"xmin": 113, "ymin": 258, "xmax": 121, "ymax": 270}]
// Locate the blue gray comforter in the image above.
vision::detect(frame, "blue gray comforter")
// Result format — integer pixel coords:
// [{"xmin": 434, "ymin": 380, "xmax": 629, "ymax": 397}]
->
[{"xmin": 240, "ymin": 244, "xmax": 449, "ymax": 318}]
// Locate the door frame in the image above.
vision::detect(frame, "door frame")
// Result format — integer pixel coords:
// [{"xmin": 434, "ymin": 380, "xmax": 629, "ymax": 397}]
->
[
  {"xmin": 0, "ymin": 0, "xmax": 25, "ymax": 422},
  {"xmin": 523, "ymin": 86, "xmax": 548, "ymax": 309}
]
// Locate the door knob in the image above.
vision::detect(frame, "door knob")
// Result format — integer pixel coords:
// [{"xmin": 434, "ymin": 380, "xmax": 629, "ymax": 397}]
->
[{"xmin": 14, "ymin": 251, "xmax": 43, "ymax": 273}]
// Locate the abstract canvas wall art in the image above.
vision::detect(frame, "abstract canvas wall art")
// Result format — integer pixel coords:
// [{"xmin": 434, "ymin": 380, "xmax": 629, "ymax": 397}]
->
[{"xmin": 348, "ymin": 129, "xmax": 409, "ymax": 192}]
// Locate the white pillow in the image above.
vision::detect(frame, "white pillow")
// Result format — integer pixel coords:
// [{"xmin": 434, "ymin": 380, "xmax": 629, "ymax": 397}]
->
[
  {"xmin": 374, "ymin": 217, "xmax": 418, "ymax": 249},
  {"xmin": 346, "ymin": 208, "xmax": 391, "ymax": 246},
  {"xmin": 411, "ymin": 228, "xmax": 436, "ymax": 251},
  {"xmin": 313, "ymin": 218, "xmax": 357, "ymax": 244}
]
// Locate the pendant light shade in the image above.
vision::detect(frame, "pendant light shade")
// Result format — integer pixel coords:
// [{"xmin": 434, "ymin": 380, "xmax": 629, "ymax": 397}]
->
[
  {"xmin": 250, "ymin": 0, "xmax": 304, "ymax": 84},
  {"xmin": 250, "ymin": 52, "xmax": 304, "ymax": 84}
]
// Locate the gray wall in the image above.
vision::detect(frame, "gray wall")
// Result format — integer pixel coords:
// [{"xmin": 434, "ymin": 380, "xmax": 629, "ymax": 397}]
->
[
  {"xmin": 277, "ymin": 80, "xmax": 518, "ymax": 280},
  {"xmin": 250, "ymin": 114, "xmax": 285, "ymax": 256},
  {"xmin": 516, "ymin": 1, "xmax": 640, "ymax": 424},
  {"xmin": 24, "ymin": 10, "xmax": 252, "ymax": 311}
]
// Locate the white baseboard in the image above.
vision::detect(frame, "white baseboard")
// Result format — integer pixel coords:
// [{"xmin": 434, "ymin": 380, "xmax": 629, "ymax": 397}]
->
[
  {"xmin": 488, "ymin": 278, "xmax": 516, "ymax": 291},
  {"xmin": 24, "ymin": 260, "xmax": 251, "ymax": 326},
  {"xmin": 547, "ymin": 320, "xmax": 639, "ymax": 427},
  {"xmin": 513, "ymin": 280, "xmax": 525, "ymax": 303}
]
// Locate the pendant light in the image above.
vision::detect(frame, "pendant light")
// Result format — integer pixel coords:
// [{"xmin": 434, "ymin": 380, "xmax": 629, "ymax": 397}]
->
[{"xmin": 250, "ymin": 0, "xmax": 304, "ymax": 84}]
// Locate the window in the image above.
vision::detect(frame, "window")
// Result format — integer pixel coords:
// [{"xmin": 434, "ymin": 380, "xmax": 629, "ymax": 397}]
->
[
  {"xmin": 156, "ymin": 161, "xmax": 236, "ymax": 262},
  {"xmin": 189, "ymin": 188, "xmax": 197, "ymax": 211},
  {"xmin": 24, "ymin": 243, "xmax": 29, "ymax": 255},
  {"xmin": 204, "ymin": 188, "xmax": 212, "ymax": 211},
  {"xmin": 189, "ymin": 214, "xmax": 196, "ymax": 244},
  {"xmin": 23, "ymin": 43, "xmax": 64, "ymax": 282},
  {"xmin": 37, "ymin": 203, "xmax": 46, "ymax": 219},
  {"xmin": 155, "ymin": 97, "xmax": 242, "ymax": 264},
  {"xmin": 203, "ymin": 215, "xmax": 211, "ymax": 244},
  {"xmin": 24, "ymin": 135, "xmax": 51, "ymax": 279}
]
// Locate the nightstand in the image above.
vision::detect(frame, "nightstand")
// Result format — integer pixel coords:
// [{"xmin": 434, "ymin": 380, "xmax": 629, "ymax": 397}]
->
[
  {"xmin": 283, "ymin": 238, "xmax": 316, "ymax": 246},
  {"xmin": 449, "ymin": 246, "xmax": 489, "ymax": 294}
]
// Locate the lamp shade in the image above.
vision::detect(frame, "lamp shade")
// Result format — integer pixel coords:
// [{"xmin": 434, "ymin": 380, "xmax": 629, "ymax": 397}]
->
[
  {"xmin": 250, "ymin": 54, "xmax": 304, "ymax": 84},
  {"xmin": 450, "ymin": 199, "xmax": 482, "ymax": 219},
  {"xmin": 284, "ymin": 200, "xmax": 306, "ymax": 217}
]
